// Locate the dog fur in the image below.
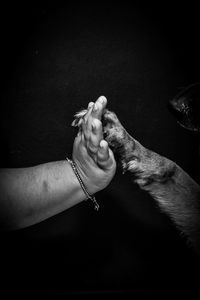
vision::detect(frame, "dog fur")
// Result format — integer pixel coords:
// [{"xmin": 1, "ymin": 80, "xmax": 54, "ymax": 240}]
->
[{"xmin": 72, "ymin": 108, "xmax": 200, "ymax": 254}]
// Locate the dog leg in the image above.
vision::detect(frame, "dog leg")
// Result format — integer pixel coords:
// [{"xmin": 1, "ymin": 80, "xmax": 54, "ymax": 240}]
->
[{"xmin": 103, "ymin": 109, "xmax": 200, "ymax": 254}]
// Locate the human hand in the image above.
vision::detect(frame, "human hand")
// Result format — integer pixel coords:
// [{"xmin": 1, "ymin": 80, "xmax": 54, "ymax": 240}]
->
[{"xmin": 72, "ymin": 96, "xmax": 116, "ymax": 195}]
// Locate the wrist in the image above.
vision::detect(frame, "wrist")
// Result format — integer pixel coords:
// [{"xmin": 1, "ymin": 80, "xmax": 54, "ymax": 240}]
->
[
  {"xmin": 136, "ymin": 154, "xmax": 177, "ymax": 187},
  {"xmin": 67, "ymin": 158, "xmax": 100, "ymax": 210},
  {"xmin": 72, "ymin": 156, "xmax": 100, "ymax": 195},
  {"xmin": 64, "ymin": 160, "xmax": 87, "ymax": 202}
]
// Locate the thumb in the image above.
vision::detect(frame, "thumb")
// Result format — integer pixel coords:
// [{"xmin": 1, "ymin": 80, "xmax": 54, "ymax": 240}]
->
[{"xmin": 97, "ymin": 140, "xmax": 115, "ymax": 170}]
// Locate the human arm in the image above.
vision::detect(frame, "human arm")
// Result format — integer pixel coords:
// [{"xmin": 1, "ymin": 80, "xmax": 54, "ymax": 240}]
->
[{"xmin": 0, "ymin": 96, "xmax": 116, "ymax": 230}]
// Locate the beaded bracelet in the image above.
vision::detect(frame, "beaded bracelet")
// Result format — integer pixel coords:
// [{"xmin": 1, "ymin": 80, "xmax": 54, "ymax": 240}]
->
[{"xmin": 66, "ymin": 158, "xmax": 99, "ymax": 211}]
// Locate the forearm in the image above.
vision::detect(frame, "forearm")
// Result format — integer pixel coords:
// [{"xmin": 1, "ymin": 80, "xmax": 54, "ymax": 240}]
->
[
  {"xmin": 0, "ymin": 160, "xmax": 86, "ymax": 229},
  {"xmin": 117, "ymin": 136, "xmax": 200, "ymax": 245},
  {"xmin": 98, "ymin": 108, "xmax": 200, "ymax": 253},
  {"xmin": 134, "ymin": 155, "xmax": 200, "ymax": 253}
]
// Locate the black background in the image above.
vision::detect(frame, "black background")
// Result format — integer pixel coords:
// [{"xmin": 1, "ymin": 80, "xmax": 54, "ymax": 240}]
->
[{"xmin": 0, "ymin": 2, "xmax": 200, "ymax": 298}]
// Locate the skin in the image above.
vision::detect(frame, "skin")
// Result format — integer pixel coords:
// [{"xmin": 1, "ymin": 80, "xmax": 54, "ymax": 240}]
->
[
  {"xmin": 72, "ymin": 97, "xmax": 116, "ymax": 195},
  {"xmin": 0, "ymin": 96, "xmax": 116, "ymax": 230}
]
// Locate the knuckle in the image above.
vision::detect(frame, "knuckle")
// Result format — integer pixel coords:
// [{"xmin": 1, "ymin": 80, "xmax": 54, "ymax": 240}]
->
[
  {"xmin": 88, "ymin": 139, "xmax": 98, "ymax": 152},
  {"xmin": 88, "ymin": 146, "xmax": 98, "ymax": 154}
]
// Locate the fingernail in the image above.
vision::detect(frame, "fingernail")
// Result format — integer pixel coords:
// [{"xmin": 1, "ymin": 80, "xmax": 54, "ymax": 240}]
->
[
  {"xmin": 98, "ymin": 96, "xmax": 105, "ymax": 104},
  {"xmin": 88, "ymin": 102, "xmax": 94, "ymax": 109},
  {"xmin": 100, "ymin": 140, "xmax": 106, "ymax": 149},
  {"xmin": 93, "ymin": 103, "xmax": 98, "ymax": 112}
]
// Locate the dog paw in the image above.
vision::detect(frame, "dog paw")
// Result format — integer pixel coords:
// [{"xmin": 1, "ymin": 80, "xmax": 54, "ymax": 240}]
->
[{"xmin": 102, "ymin": 110, "xmax": 127, "ymax": 149}]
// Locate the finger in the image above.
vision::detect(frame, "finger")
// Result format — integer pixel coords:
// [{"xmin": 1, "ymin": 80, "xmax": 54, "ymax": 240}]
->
[
  {"xmin": 84, "ymin": 96, "xmax": 106, "ymax": 138},
  {"xmin": 80, "ymin": 131, "xmax": 85, "ymax": 144},
  {"xmin": 73, "ymin": 131, "xmax": 85, "ymax": 157},
  {"xmin": 87, "ymin": 119, "xmax": 103, "ymax": 154},
  {"xmin": 82, "ymin": 102, "xmax": 94, "ymax": 125},
  {"xmin": 78, "ymin": 132, "xmax": 93, "ymax": 159},
  {"xmin": 97, "ymin": 140, "xmax": 114, "ymax": 169},
  {"xmin": 88, "ymin": 101, "xmax": 94, "ymax": 109},
  {"xmin": 91, "ymin": 118, "xmax": 103, "ymax": 141},
  {"xmin": 81, "ymin": 103, "xmax": 94, "ymax": 140},
  {"xmin": 83, "ymin": 97, "xmax": 105, "ymax": 143},
  {"xmin": 84, "ymin": 118, "xmax": 103, "ymax": 147},
  {"xmin": 83, "ymin": 96, "xmax": 106, "ymax": 136},
  {"xmin": 97, "ymin": 140, "xmax": 109, "ymax": 161},
  {"xmin": 91, "ymin": 96, "xmax": 107, "ymax": 120},
  {"xmin": 76, "ymin": 129, "xmax": 81, "ymax": 137}
]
